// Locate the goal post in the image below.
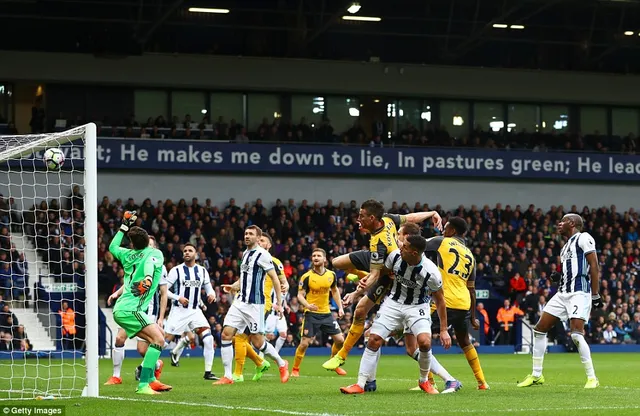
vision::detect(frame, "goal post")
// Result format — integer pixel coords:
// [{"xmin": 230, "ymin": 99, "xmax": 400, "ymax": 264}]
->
[{"xmin": 0, "ymin": 122, "xmax": 98, "ymax": 399}]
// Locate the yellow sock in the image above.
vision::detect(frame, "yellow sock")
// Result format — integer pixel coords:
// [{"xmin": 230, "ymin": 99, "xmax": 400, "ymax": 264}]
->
[
  {"xmin": 233, "ymin": 336, "xmax": 246, "ymax": 377},
  {"xmin": 293, "ymin": 346, "xmax": 306, "ymax": 370},
  {"xmin": 331, "ymin": 342, "xmax": 340, "ymax": 358},
  {"xmin": 347, "ymin": 269, "xmax": 369, "ymax": 280},
  {"xmin": 244, "ymin": 339, "xmax": 263, "ymax": 366},
  {"xmin": 428, "ymin": 371, "xmax": 435, "ymax": 384},
  {"xmin": 338, "ymin": 318, "xmax": 365, "ymax": 360},
  {"xmin": 463, "ymin": 344, "xmax": 486, "ymax": 385}
]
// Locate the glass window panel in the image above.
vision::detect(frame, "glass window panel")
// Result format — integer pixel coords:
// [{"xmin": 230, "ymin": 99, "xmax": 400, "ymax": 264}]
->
[
  {"xmin": 508, "ymin": 103, "xmax": 539, "ymax": 133},
  {"xmin": 440, "ymin": 101, "xmax": 469, "ymax": 138},
  {"xmin": 292, "ymin": 95, "xmax": 325, "ymax": 128},
  {"xmin": 171, "ymin": 91, "xmax": 206, "ymax": 126},
  {"xmin": 327, "ymin": 96, "xmax": 359, "ymax": 138},
  {"xmin": 580, "ymin": 107, "xmax": 607, "ymax": 135},
  {"xmin": 474, "ymin": 102, "xmax": 504, "ymax": 133},
  {"xmin": 612, "ymin": 108, "xmax": 638, "ymax": 137},
  {"xmin": 135, "ymin": 90, "xmax": 167, "ymax": 123},
  {"xmin": 398, "ymin": 99, "xmax": 421, "ymax": 131},
  {"xmin": 0, "ymin": 84, "xmax": 12, "ymax": 123},
  {"xmin": 248, "ymin": 94, "xmax": 281, "ymax": 131},
  {"xmin": 541, "ymin": 105, "xmax": 569, "ymax": 133},
  {"xmin": 210, "ymin": 92, "xmax": 243, "ymax": 126}
]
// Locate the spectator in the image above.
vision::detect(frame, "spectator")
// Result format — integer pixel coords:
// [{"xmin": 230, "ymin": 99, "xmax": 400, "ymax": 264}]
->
[
  {"xmin": 58, "ymin": 301, "xmax": 76, "ymax": 350},
  {"xmin": 476, "ymin": 302, "xmax": 490, "ymax": 343},
  {"xmin": 602, "ymin": 324, "xmax": 617, "ymax": 344},
  {"xmin": 0, "ymin": 332, "xmax": 12, "ymax": 351},
  {"xmin": 496, "ymin": 299, "xmax": 524, "ymax": 345},
  {"xmin": 509, "ymin": 273, "xmax": 527, "ymax": 304}
]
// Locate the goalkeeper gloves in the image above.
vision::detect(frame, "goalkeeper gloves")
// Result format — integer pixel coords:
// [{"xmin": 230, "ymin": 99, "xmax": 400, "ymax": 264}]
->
[
  {"xmin": 120, "ymin": 211, "xmax": 138, "ymax": 232},
  {"xmin": 131, "ymin": 276, "xmax": 152, "ymax": 297},
  {"xmin": 549, "ymin": 271, "xmax": 562, "ymax": 284},
  {"xmin": 592, "ymin": 294, "xmax": 604, "ymax": 308}
]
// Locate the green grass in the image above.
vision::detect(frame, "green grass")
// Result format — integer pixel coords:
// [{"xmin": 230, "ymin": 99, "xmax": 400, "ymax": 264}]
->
[{"xmin": 1, "ymin": 352, "xmax": 640, "ymax": 415}]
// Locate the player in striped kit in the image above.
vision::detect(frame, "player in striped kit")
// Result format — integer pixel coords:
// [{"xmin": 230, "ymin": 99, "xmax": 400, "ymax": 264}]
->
[
  {"xmin": 104, "ymin": 236, "xmax": 168, "ymax": 386},
  {"xmin": 163, "ymin": 243, "xmax": 219, "ymax": 381},
  {"xmin": 518, "ymin": 213, "xmax": 602, "ymax": 389},
  {"xmin": 214, "ymin": 225, "xmax": 290, "ymax": 385},
  {"xmin": 341, "ymin": 235, "xmax": 451, "ymax": 395}
]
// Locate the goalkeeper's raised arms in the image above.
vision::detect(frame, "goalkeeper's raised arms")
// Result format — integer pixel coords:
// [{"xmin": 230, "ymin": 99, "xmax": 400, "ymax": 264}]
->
[{"xmin": 120, "ymin": 211, "xmax": 138, "ymax": 232}]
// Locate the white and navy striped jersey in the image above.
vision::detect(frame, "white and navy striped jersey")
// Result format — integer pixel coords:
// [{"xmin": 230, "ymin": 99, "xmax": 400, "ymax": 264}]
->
[
  {"xmin": 147, "ymin": 265, "xmax": 168, "ymax": 318},
  {"xmin": 239, "ymin": 246, "xmax": 274, "ymax": 305},
  {"xmin": 558, "ymin": 231, "xmax": 596, "ymax": 294},
  {"xmin": 384, "ymin": 249, "xmax": 442, "ymax": 305},
  {"xmin": 164, "ymin": 263, "xmax": 212, "ymax": 309}
]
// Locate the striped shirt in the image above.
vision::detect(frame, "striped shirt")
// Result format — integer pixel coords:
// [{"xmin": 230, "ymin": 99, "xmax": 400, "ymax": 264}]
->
[
  {"xmin": 239, "ymin": 246, "xmax": 274, "ymax": 305},
  {"xmin": 147, "ymin": 265, "xmax": 168, "ymax": 318},
  {"xmin": 384, "ymin": 249, "xmax": 442, "ymax": 305},
  {"xmin": 558, "ymin": 231, "xmax": 596, "ymax": 294},
  {"xmin": 164, "ymin": 263, "xmax": 212, "ymax": 309}
]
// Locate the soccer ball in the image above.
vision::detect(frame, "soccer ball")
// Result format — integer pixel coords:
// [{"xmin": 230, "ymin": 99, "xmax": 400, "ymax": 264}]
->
[{"xmin": 43, "ymin": 148, "xmax": 65, "ymax": 170}]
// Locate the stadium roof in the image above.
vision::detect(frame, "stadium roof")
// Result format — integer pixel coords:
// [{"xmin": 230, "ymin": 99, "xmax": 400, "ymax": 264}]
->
[{"xmin": 3, "ymin": 0, "xmax": 640, "ymax": 73}]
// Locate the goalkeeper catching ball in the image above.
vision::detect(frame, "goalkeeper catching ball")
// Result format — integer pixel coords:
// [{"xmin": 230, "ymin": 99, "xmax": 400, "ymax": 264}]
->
[{"xmin": 109, "ymin": 211, "xmax": 171, "ymax": 395}]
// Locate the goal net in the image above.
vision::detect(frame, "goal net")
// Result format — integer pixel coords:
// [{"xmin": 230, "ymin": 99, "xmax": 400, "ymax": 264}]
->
[{"xmin": 0, "ymin": 123, "xmax": 98, "ymax": 399}]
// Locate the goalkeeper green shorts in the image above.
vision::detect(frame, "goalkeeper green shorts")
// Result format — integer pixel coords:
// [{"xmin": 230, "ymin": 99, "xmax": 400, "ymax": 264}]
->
[{"xmin": 114, "ymin": 310, "xmax": 153, "ymax": 339}]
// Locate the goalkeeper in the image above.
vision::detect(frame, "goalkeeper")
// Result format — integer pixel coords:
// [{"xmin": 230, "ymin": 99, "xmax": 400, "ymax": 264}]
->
[{"xmin": 109, "ymin": 211, "xmax": 171, "ymax": 395}]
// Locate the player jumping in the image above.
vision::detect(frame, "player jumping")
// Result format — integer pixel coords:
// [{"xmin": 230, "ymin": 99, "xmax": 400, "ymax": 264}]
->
[
  {"xmin": 108, "ymin": 212, "xmax": 172, "ymax": 394},
  {"xmin": 293, "ymin": 248, "xmax": 345, "ymax": 377},
  {"xmin": 518, "ymin": 213, "xmax": 601, "ymax": 389},
  {"xmin": 323, "ymin": 200, "xmax": 442, "ymax": 372},
  {"xmin": 104, "ymin": 236, "xmax": 168, "ymax": 386},
  {"xmin": 340, "ymin": 235, "xmax": 451, "ymax": 394},
  {"xmin": 214, "ymin": 225, "xmax": 289, "ymax": 385},
  {"xmin": 163, "ymin": 243, "xmax": 219, "ymax": 381}
]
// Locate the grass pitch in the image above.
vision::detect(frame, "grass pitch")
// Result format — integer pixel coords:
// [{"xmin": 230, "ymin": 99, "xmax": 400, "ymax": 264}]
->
[{"xmin": 1, "ymin": 352, "xmax": 639, "ymax": 415}]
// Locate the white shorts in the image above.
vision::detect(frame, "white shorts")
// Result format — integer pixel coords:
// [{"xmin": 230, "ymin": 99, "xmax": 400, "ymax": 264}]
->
[
  {"xmin": 370, "ymin": 298, "xmax": 432, "ymax": 340},
  {"xmin": 164, "ymin": 307, "xmax": 210, "ymax": 336},
  {"xmin": 265, "ymin": 312, "xmax": 288, "ymax": 334},
  {"xmin": 543, "ymin": 291, "xmax": 591, "ymax": 322},
  {"xmin": 224, "ymin": 301, "xmax": 265, "ymax": 334}
]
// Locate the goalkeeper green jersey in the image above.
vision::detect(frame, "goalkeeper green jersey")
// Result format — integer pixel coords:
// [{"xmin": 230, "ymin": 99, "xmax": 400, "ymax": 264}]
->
[{"xmin": 109, "ymin": 231, "xmax": 164, "ymax": 313}]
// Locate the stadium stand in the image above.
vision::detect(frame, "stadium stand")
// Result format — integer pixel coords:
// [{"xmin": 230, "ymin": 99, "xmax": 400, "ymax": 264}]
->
[{"xmin": 89, "ymin": 196, "xmax": 640, "ymax": 348}]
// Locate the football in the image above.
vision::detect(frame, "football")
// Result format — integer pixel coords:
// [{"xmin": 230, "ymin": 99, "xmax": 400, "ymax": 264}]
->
[{"xmin": 43, "ymin": 148, "xmax": 65, "ymax": 170}]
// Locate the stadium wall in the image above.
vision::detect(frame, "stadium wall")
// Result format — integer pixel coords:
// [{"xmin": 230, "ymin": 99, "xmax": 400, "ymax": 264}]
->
[
  {"xmin": 1, "ymin": 171, "xmax": 638, "ymax": 211},
  {"xmin": 2, "ymin": 50, "xmax": 640, "ymax": 104}
]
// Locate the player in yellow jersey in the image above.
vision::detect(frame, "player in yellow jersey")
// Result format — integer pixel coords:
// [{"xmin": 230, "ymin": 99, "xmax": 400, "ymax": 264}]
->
[
  {"xmin": 422, "ymin": 216, "xmax": 489, "ymax": 390},
  {"xmin": 323, "ymin": 199, "xmax": 442, "ymax": 372},
  {"xmin": 293, "ymin": 248, "xmax": 345, "ymax": 377},
  {"xmin": 224, "ymin": 234, "xmax": 289, "ymax": 382}
]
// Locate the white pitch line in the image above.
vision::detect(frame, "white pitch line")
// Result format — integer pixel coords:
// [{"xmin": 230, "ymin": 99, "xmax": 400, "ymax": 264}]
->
[{"xmin": 100, "ymin": 396, "xmax": 347, "ymax": 416}]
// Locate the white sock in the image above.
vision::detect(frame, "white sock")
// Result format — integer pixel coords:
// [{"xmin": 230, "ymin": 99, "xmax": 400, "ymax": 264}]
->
[
  {"xmin": 571, "ymin": 332, "xmax": 596, "ymax": 379},
  {"xmin": 357, "ymin": 348, "xmax": 379, "ymax": 388},
  {"xmin": 418, "ymin": 348, "xmax": 432, "ymax": 383},
  {"xmin": 172, "ymin": 337, "xmax": 189, "ymax": 359},
  {"xmin": 367, "ymin": 349, "xmax": 381, "ymax": 382},
  {"xmin": 155, "ymin": 360, "xmax": 162, "ymax": 370},
  {"xmin": 429, "ymin": 350, "xmax": 455, "ymax": 382},
  {"xmin": 259, "ymin": 351, "xmax": 265, "ymax": 359},
  {"xmin": 532, "ymin": 330, "xmax": 547, "ymax": 377},
  {"xmin": 260, "ymin": 341, "xmax": 285, "ymax": 367},
  {"xmin": 221, "ymin": 340, "xmax": 233, "ymax": 379},
  {"xmin": 275, "ymin": 336, "xmax": 286, "ymax": 352},
  {"xmin": 203, "ymin": 333, "xmax": 215, "ymax": 373},
  {"xmin": 112, "ymin": 346, "xmax": 125, "ymax": 378}
]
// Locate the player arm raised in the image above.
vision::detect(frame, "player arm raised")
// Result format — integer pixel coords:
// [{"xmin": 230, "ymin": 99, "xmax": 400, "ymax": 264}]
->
[
  {"xmin": 109, "ymin": 211, "xmax": 138, "ymax": 260},
  {"xmin": 430, "ymin": 269, "xmax": 452, "ymax": 349},
  {"xmin": 403, "ymin": 211, "xmax": 443, "ymax": 231}
]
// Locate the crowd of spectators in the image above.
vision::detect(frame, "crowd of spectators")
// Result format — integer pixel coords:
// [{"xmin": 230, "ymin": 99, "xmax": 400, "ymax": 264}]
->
[
  {"xmin": 90, "ymin": 196, "xmax": 640, "ymax": 348},
  {"xmin": 0, "ymin": 195, "xmax": 33, "ymax": 352}
]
